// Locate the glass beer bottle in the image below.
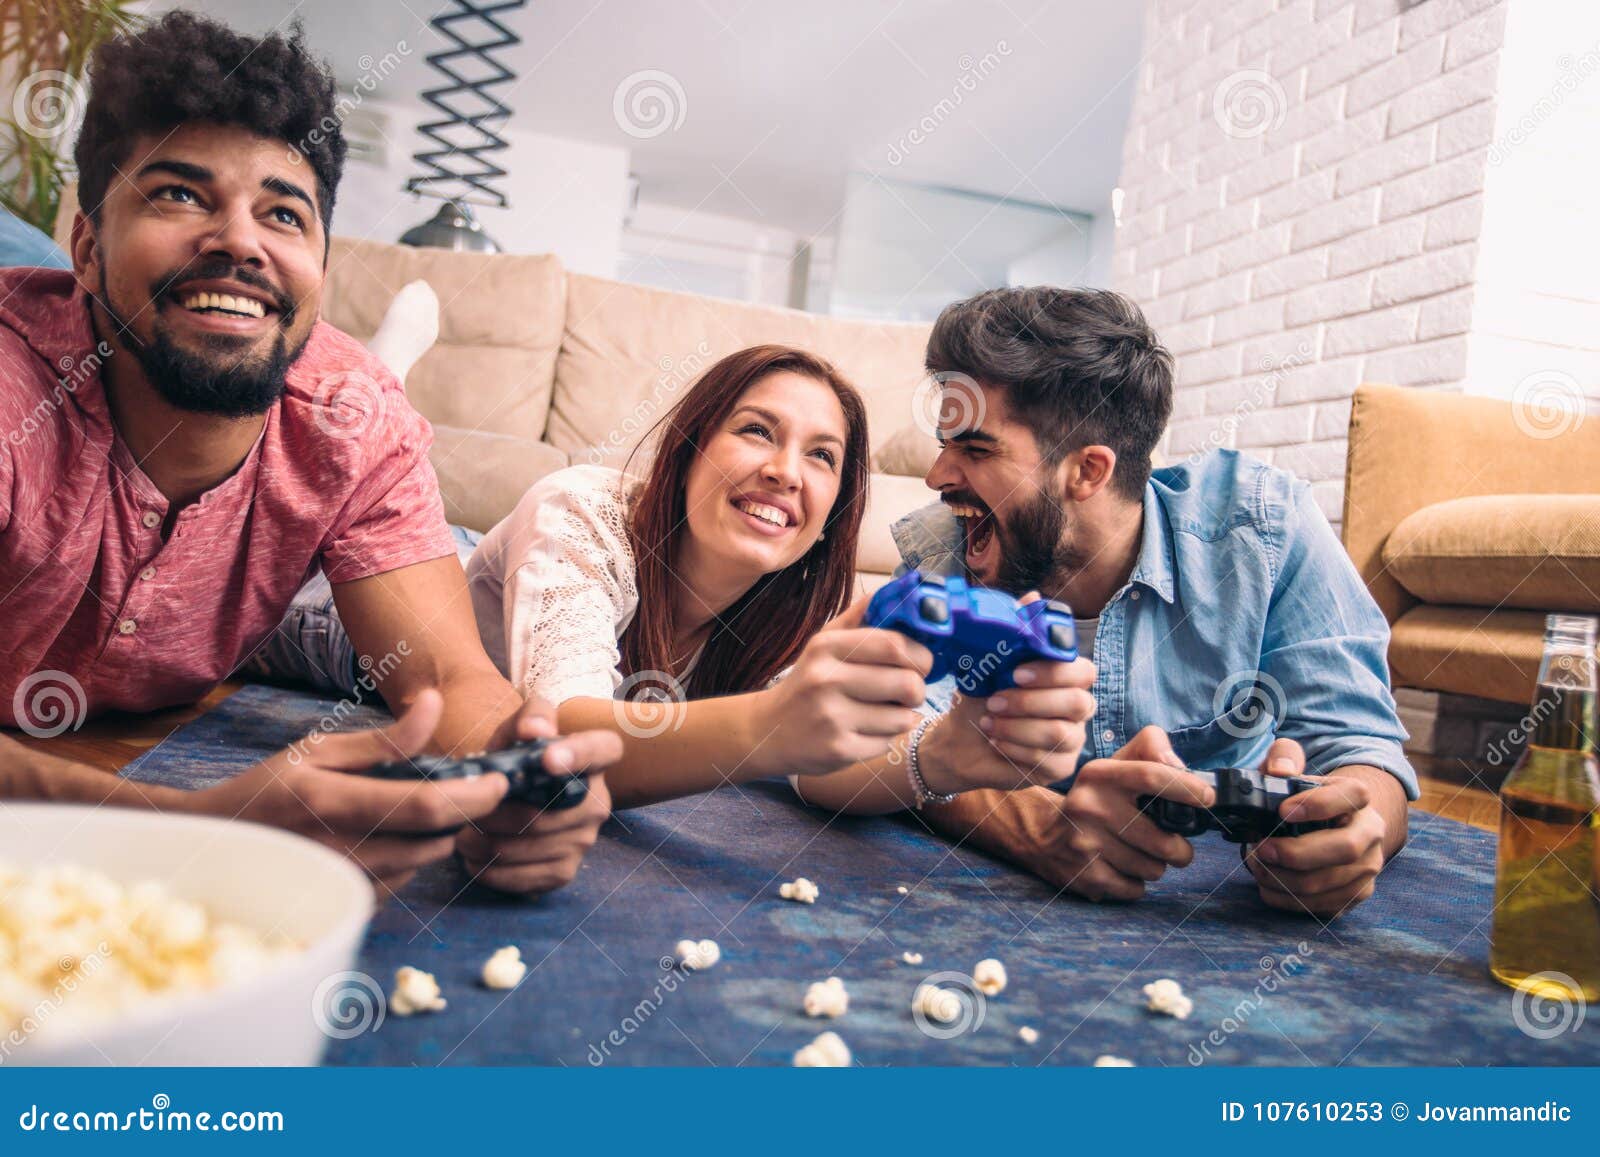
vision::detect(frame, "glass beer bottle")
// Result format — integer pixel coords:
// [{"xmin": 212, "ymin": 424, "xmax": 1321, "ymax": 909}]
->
[{"xmin": 1488, "ymin": 613, "xmax": 1600, "ymax": 1000}]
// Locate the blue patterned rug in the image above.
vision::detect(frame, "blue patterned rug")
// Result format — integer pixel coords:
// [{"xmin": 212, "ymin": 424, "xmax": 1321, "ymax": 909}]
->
[{"xmin": 123, "ymin": 684, "xmax": 1600, "ymax": 1067}]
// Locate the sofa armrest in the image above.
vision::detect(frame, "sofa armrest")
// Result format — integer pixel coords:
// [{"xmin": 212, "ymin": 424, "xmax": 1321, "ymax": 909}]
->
[{"xmin": 1342, "ymin": 383, "xmax": 1600, "ymax": 625}]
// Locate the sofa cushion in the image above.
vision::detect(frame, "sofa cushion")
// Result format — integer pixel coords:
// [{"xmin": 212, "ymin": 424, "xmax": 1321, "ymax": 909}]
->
[
  {"xmin": 858, "ymin": 473, "xmax": 940, "ymax": 578},
  {"xmin": 321, "ymin": 238, "xmax": 566, "ymax": 442},
  {"xmin": 1383, "ymin": 494, "xmax": 1600, "ymax": 612},
  {"xmin": 548, "ymin": 274, "xmax": 931, "ymax": 469},
  {"xmin": 1388, "ymin": 604, "xmax": 1546, "ymax": 706},
  {"xmin": 875, "ymin": 423, "xmax": 939, "ymax": 478},
  {"xmin": 428, "ymin": 426, "xmax": 569, "ymax": 534}
]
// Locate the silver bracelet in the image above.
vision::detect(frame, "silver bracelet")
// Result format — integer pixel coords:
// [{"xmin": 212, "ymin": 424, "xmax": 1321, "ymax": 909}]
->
[{"xmin": 907, "ymin": 715, "xmax": 957, "ymax": 809}]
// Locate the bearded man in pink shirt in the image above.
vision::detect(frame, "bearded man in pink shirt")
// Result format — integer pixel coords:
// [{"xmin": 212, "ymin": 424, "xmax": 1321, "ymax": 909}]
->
[{"xmin": 0, "ymin": 13, "xmax": 620, "ymax": 897}]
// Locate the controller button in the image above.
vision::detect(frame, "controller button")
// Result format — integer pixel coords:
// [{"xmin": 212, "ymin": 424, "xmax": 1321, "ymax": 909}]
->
[
  {"xmin": 1045, "ymin": 599, "xmax": 1072, "ymax": 616},
  {"xmin": 919, "ymin": 596, "xmax": 950, "ymax": 624},
  {"xmin": 1049, "ymin": 623, "xmax": 1073, "ymax": 651}
]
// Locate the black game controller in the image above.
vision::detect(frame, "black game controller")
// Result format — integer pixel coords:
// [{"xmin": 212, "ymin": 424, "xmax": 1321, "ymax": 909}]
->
[
  {"xmin": 1138, "ymin": 767, "xmax": 1335, "ymax": 844},
  {"xmin": 360, "ymin": 739, "xmax": 589, "ymax": 811}
]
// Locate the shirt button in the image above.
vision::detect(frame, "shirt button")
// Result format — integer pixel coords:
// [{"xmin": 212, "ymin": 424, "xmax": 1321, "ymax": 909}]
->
[
  {"xmin": 118, "ymin": 619, "xmax": 138, "ymax": 635},
  {"xmin": 1101, "ymin": 729, "xmax": 1115, "ymax": 743},
  {"xmin": 141, "ymin": 510, "xmax": 160, "ymax": 529},
  {"xmin": 140, "ymin": 566, "xmax": 156, "ymax": 581},
  {"xmin": 1130, "ymin": 590, "xmax": 1141, "ymax": 600}
]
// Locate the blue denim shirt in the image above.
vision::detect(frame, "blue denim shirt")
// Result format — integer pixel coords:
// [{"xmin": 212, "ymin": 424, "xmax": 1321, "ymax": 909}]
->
[{"xmin": 890, "ymin": 449, "xmax": 1418, "ymax": 798}]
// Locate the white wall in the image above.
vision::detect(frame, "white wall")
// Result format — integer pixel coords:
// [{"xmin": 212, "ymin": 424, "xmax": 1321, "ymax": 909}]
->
[
  {"xmin": 332, "ymin": 97, "xmax": 630, "ymax": 276},
  {"xmin": 1467, "ymin": 1, "xmax": 1600, "ymax": 407},
  {"xmin": 1111, "ymin": 0, "xmax": 1510, "ymax": 525},
  {"xmin": 617, "ymin": 199, "xmax": 804, "ymax": 307}
]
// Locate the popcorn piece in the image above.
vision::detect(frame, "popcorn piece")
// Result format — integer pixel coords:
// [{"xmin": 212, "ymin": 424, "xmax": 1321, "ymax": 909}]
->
[
  {"xmin": 901, "ymin": 951, "xmax": 924, "ymax": 966},
  {"xmin": 1094, "ymin": 1054, "xmax": 1136, "ymax": 1067},
  {"xmin": 778, "ymin": 877, "xmax": 819, "ymax": 904},
  {"xmin": 674, "ymin": 938, "xmax": 721, "ymax": 970},
  {"xmin": 1141, "ymin": 978, "xmax": 1192, "ymax": 1020},
  {"xmin": 1018, "ymin": 1025, "xmax": 1039, "ymax": 1045},
  {"xmin": 973, "ymin": 958, "xmax": 1007, "ymax": 996},
  {"xmin": 896, "ymin": 886, "xmax": 909, "ymax": 895},
  {"xmin": 480, "ymin": 945, "xmax": 526, "ymax": 990},
  {"xmin": 0, "ymin": 862, "xmax": 299, "ymax": 1047},
  {"xmin": 802, "ymin": 976, "xmax": 849, "ymax": 1018},
  {"xmin": 793, "ymin": 1030, "xmax": 852, "ymax": 1067},
  {"xmin": 389, "ymin": 966, "xmax": 447, "ymax": 1016},
  {"xmin": 912, "ymin": 983, "xmax": 961, "ymax": 1024}
]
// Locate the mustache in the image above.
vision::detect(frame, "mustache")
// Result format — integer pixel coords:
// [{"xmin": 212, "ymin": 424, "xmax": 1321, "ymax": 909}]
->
[
  {"xmin": 152, "ymin": 259, "xmax": 295, "ymax": 323},
  {"xmin": 942, "ymin": 492, "xmax": 991, "ymax": 514}
]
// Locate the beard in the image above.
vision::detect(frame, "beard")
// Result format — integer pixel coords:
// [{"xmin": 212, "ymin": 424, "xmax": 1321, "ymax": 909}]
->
[
  {"xmin": 98, "ymin": 260, "xmax": 304, "ymax": 419},
  {"xmin": 990, "ymin": 486, "xmax": 1087, "ymax": 597}
]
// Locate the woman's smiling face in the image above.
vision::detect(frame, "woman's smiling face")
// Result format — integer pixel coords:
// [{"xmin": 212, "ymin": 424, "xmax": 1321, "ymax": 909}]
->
[{"xmin": 680, "ymin": 370, "xmax": 850, "ymax": 581}]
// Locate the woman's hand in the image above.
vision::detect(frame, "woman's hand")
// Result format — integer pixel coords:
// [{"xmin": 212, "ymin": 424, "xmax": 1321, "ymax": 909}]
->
[
  {"xmin": 918, "ymin": 653, "xmax": 1098, "ymax": 795},
  {"xmin": 755, "ymin": 595, "xmax": 934, "ymax": 777}
]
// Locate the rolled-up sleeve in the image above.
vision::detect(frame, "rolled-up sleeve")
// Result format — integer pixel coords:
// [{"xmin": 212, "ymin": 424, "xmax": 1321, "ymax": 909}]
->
[{"xmin": 1260, "ymin": 483, "xmax": 1419, "ymax": 799}]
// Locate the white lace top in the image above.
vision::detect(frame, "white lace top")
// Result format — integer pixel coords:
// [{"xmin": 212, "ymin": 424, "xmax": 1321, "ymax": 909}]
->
[{"xmin": 466, "ymin": 465, "xmax": 647, "ymax": 705}]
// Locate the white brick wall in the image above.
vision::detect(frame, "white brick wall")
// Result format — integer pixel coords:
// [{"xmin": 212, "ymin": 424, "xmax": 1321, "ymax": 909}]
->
[{"xmin": 1112, "ymin": 0, "xmax": 1508, "ymax": 526}]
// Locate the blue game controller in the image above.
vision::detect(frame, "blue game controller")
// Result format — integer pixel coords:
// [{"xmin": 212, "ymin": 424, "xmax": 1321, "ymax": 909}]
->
[{"xmin": 865, "ymin": 570, "xmax": 1078, "ymax": 696}]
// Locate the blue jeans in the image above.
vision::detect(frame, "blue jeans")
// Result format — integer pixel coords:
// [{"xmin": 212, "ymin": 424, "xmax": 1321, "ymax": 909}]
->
[{"xmin": 240, "ymin": 525, "xmax": 482, "ymax": 697}]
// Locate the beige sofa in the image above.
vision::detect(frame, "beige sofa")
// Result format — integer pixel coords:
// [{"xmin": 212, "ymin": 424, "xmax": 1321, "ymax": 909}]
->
[
  {"xmin": 1343, "ymin": 383, "xmax": 1600, "ymax": 706},
  {"xmin": 313, "ymin": 237, "xmax": 943, "ymax": 591}
]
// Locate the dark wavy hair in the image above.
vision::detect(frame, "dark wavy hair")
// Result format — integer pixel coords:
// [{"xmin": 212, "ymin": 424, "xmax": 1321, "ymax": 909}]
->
[
  {"xmin": 73, "ymin": 11, "xmax": 346, "ymax": 240},
  {"xmin": 621, "ymin": 345, "xmax": 871, "ymax": 699},
  {"xmin": 926, "ymin": 287, "xmax": 1173, "ymax": 502}
]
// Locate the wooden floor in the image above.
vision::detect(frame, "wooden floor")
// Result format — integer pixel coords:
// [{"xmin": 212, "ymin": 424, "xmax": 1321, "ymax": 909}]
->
[{"xmin": 11, "ymin": 682, "xmax": 1503, "ymax": 833}]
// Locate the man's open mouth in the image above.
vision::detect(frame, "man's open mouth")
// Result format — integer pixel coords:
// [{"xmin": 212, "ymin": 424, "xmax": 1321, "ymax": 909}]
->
[{"xmin": 947, "ymin": 500, "xmax": 998, "ymax": 570}]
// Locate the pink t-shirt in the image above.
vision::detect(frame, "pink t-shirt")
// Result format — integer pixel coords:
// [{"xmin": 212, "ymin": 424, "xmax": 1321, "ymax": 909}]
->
[{"xmin": 0, "ymin": 268, "xmax": 457, "ymax": 725}]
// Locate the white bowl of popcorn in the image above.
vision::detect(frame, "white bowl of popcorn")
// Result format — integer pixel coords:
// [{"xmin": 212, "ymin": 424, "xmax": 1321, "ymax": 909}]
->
[{"xmin": 0, "ymin": 803, "xmax": 375, "ymax": 1066}]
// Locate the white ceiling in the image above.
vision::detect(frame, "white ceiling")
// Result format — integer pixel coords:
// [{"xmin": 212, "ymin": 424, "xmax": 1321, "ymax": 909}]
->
[{"xmin": 171, "ymin": 0, "xmax": 1144, "ymax": 235}]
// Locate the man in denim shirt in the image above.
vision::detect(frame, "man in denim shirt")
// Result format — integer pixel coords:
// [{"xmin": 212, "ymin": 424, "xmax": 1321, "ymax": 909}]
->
[{"xmin": 802, "ymin": 287, "xmax": 1414, "ymax": 916}]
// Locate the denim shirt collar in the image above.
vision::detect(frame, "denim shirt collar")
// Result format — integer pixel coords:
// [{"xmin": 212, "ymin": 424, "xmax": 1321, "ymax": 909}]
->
[{"xmin": 889, "ymin": 481, "xmax": 1177, "ymax": 605}]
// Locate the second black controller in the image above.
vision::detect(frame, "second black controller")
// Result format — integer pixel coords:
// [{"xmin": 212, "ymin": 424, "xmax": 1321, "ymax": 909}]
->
[
  {"xmin": 360, "ymin": 738, "xmax": 590, "ymax": 812},
  {"xmin": 1138, "ymin": 767, "xmax": 1335, "ymax": 844}
]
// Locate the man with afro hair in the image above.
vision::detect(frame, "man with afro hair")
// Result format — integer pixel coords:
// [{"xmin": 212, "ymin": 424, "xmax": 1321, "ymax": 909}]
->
[{"xmin": 0, "ymin": 13, "xmax": 620, "ymax": 899}]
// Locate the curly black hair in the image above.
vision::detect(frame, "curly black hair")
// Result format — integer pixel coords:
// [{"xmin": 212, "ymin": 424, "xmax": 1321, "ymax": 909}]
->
[{"xmin": 73, "ymin": 11, "xmax": 346, "ymax": 242}]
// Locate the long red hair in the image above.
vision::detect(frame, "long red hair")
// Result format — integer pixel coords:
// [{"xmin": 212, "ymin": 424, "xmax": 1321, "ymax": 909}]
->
[{"xmin": 620, "ymin": 345, "xmax": 870, "ymax": 698}]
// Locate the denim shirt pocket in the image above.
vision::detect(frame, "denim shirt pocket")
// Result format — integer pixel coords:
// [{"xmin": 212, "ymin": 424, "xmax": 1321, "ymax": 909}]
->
[{"xmin": 1166, "ymin": 711, "xmax": 1271, "ymax": 771}]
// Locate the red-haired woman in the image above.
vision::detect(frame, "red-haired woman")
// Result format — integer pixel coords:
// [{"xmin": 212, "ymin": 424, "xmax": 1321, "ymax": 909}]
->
[{"xmin": 466, "ymin": 345, "xmax": 929, "ymax": 807}]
